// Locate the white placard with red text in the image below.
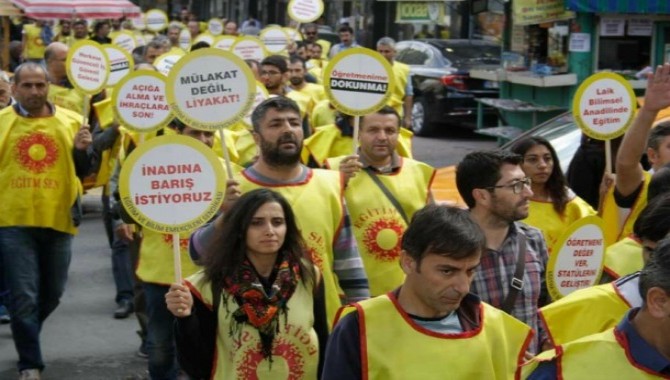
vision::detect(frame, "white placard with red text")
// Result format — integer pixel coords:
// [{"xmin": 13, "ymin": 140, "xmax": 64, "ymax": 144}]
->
[
  {"xmin": 113, "ymin": 71, "xmax": 172, "ymax": 133},
  {"xmin": 66, "ymin": 40, "xmax": 110, "ymax": 95},
  {"xmin": 547, "ymin": 216, "xmax": 606, "ymax": 300},
  {"xmin": 118, "ymin": 135, "xmax": 226, "ymax": 233},
  {"xmin": 287, "ymin": 0, "xmax": 324, "ymax": 23},
  {"xmin": 572, "ymin": 72, "xmax": 637, "ymax": 140},
  {"xmin": 166, "ymin": 48, "xmax": 256, "ymax": 130},
  {"xmin": 231, "ymin": 36, "xmax": 268, "ymax": 62}
]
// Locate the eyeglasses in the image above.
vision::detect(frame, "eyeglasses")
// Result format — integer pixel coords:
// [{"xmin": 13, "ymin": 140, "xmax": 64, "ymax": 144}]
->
[
  {"xmin": 260, "ymin": 70, "xmax": 282, "ymax": 76},
  {"xmin": 486, "ymin": 177, "xmax": 532, "ymax": 194}
]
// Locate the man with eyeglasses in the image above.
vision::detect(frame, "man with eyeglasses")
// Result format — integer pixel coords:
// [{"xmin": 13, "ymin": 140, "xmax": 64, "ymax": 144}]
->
[
  {"xmin": 456, "ymin": 150, "xmax": 549, "ymax": 354},
  {"xmin": 260, "ymin": 55, "xmax": 314, "ymax": 135}
]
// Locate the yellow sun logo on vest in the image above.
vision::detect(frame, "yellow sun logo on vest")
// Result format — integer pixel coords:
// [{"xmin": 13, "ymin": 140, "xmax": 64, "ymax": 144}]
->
[
  {"xmin": 237, "ymin": 336, "xmax": 309, "ymax": 379},
  {"xmin": 14, "ymin": 132, "xmax": 59, "ymax": 174},
  {"xmin": 162, "ymin": 234, "xmax": 189, "ymax": 250},
  {"xmin": 362, "ymin": 217, "xmax": 404, "ymax": 262}
]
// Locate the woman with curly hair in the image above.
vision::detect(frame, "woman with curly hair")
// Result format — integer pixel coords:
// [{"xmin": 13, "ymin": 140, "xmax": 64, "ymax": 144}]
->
[
  {"xmin": 166, "ymin": 189, "xmax": 327, "ymax": 379},
  {"xmin": 511, "ymin": 137, "xmax": 596, "ymax": 254}
]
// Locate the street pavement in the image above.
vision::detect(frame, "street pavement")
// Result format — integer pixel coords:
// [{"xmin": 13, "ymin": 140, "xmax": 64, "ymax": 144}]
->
[
  {"xmin": 0, "ymin": 194, "xmax": 149, "ymax": 380},
  {"xmin": 0, "ymin": 131, "xmax": 497, "ymax": 379}
]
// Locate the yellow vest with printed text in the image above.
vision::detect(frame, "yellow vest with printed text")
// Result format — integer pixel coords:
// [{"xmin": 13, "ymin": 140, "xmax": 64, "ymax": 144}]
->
[
  {"xmin": 239, "ymin": 168, "xmax": 344, "ymax": 328},
  {"xmin": 357, "ymin": 294, "xmax": 532, "ymax": 380},
  {"xmin": 0, "ymin": 106, "xmax": 83, "ymax": 234},
  {"xmin": 23, "ymin": 24, "xmax": 46, "ymax": 59},
  {"xmin": 387, "ymin": 61, "xmax": 410, "ymax": 116},
  {"xmin": 48, "ymin": 84, "xmax": 86, "ymax": 116},
  {"xmin": 326, "ymin": 156, "xmax": 434, "ymax": 296},
  {"xmin": 603, "ymin": 236, "xmax": 643, "ymax": 280},
  {"xmin": 522, "ymin": 196, "xmax": 596, "ymax": 255},
  {"xmin": 306, "ymin": 125, "xmax": 414, "ymax": 168},
  {"xmin": 539, "ymin": 279, "xmax": 635, "ymax": 346},
  {"xmin": 522, "ymin": 328, "xmax": 667, "ymax": 379},
  {"xmin": 601, "ymin": 172, "xmax": 651, "ymax": 247},
  {"xmin": 186, "ymin": 269, "xmax": 319, "ymax": 379}
]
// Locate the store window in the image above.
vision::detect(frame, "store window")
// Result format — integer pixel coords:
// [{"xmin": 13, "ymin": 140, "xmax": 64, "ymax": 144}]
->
[{"xmin": 597, "ymin": 18, "xmax": 652, "ymax": 75}]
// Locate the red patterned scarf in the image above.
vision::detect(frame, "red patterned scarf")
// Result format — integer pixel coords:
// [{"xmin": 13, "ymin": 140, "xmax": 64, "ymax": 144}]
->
[{"xmin": 223, "ymin": 253, "xmax": 300, "ymax": 360}]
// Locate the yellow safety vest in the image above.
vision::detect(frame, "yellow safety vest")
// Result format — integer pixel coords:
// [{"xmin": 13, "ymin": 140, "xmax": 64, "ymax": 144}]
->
[
  {"xmin": 168, "ymin": 46, "xmax": 186, "ymax": 55},
  {"xmin": 306, "ymin": 125, "xmax": 414, "ymax": 168},
  {"xmin": 309, "ymin": 99, "xmax": 335, "ymax": 130},
  {"xmin": 186, "ymin": 269, "xmax": 319, "ymax": 379},
  {"xmin": 539, "ymin": 275, "xmax": 639, "ymax": 346},
  {"xmin": 23, "ymin": 24, "xmax": 46, "ymax": 59},
  {"xmin": 137, "ymin": 230, "xmax": 200, "ymax": 285},
  {"xmin": 286, "ymin": 90, "xmax": 314, "ymax": 120},
  {"xmin": 0, "ymin": 106, "xmax": 83, "ymax": 234},
  {"xmin": 307, "ymin": 58, "xmax": 328, "ymax": 84},
  {"xmin": 603, "ymin": 236, "xmax": 643, "ymax": 280},
  {"xmin": 48, "ymin": 84, "xmax": 86, "ymax": 116},
  {"xmin": 239, "ymin": 168, "xmax": 344, "ymax": 328},
  {"xmin": 88, "ymin": 93, "xmax": 120, "ymax": 190},
  {"xmin": 55, "ymin": 34, "xmax": 75, "ymax": 47},
  {"xmin": 316, "ymin": 39, "xmax": 331, "ymax": 60},
  {"xmin": 229, "ymin": 123, "xmax": 257, "ymax": 167},
  {"xmin": 294, "ymin": 83, "xmax": 327, "ymax": 105},
  {"xmin": 387, "ymin": 61, "xmax": 410, "ymax": 117},
  {"xmin": 327, "ymin": 156, "xmax": 435, "ymax": 296},
  {"xmin": 523, "ymin": 196, "xmax": 596, "ymax": 255},
  {"xmin": 356, "ymin": 293, "xmax": 532, "ymax": 380},
  {"xmin": 522, "ymin": 328, "xmax": 666, "ymax": 379},
  {"xmin": 601, "ymin": 173, "xmax": 650, "ymax": 247}
]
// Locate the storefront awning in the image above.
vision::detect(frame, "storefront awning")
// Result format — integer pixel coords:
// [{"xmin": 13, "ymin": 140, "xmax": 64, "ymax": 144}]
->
[{"xmin": 566, "ymin": 0, "xmax": 670, "ymax": 14}]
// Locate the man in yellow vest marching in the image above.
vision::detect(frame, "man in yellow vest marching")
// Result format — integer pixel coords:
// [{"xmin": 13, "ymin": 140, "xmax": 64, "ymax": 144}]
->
[
  {"xmin": 376, "ymin": 37, "xmax": 413, "ymax": 130},
  {"xmin": 523, "ymin": 236, "xmax": 670, "ymax": 379},
  {"xmin": 602, "ymin": 64, "xmax": 670, "ymax": 247},
  {"xmin": 0, "ymin": 63, "xmax": 95, "ymax": 380},
  {"xmin": 21, "ymin": 20, "xmax": 50, "ymax": 65},
  {"xmin": 323, "ymin": 205, "xmax": 532, "ymax": 379},
  {"xmin": 326, "ymin": 106, "xmax": 434, "ymax": 296},
  {"xmin": 189, "ymin": 97, "xmax": 370, "ymax": 328}
]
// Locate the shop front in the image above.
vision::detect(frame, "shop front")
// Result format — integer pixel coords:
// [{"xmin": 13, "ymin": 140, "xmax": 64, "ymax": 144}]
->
[{"xmin": 470, "ymin": 0, "xmax": 670, "ymax": 132}]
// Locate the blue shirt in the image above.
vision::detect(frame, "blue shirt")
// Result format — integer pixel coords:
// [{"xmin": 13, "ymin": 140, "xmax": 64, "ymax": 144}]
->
[{"xmin": 528, "ymin": 308, "xmax": 670, "ymax": 379}]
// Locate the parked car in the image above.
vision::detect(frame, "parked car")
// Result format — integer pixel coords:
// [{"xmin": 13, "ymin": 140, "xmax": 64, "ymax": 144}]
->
[
  {"xmin": 395, "ymin": 39, "xmax": 502, "ymax": 136},
  {"xmin": 431, "ymin": 105, "xmax": 670, "ymax": 205}
]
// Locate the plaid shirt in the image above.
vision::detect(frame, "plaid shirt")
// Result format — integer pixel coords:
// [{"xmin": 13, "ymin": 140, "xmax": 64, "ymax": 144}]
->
[{"xmin": 470, "ymin": 222, "xmax": 549, "ymax": 354}]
